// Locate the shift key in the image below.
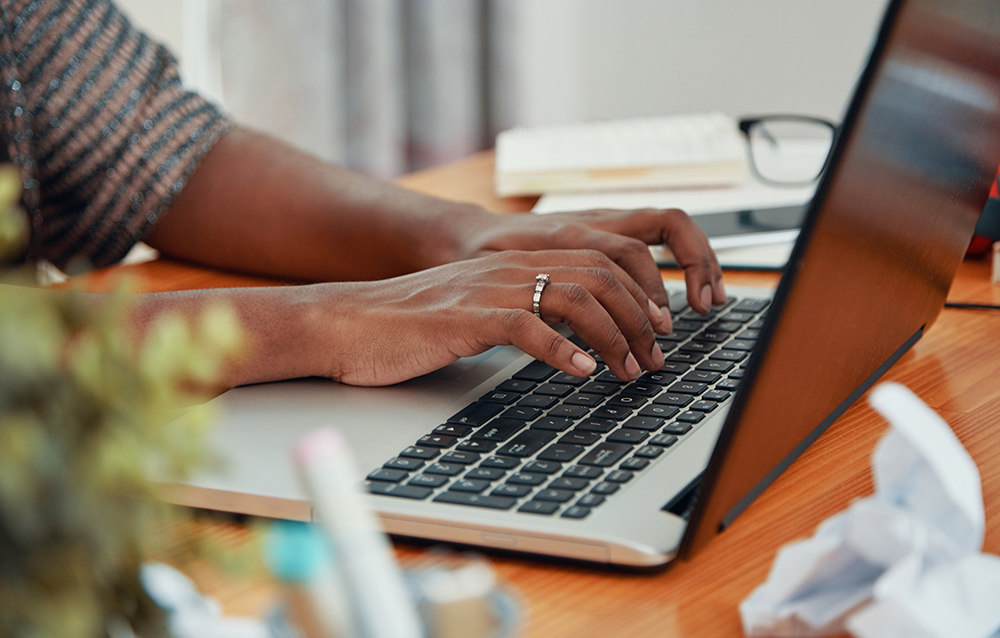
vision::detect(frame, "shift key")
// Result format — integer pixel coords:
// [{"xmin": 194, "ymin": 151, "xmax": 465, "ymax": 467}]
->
[
  {"xmin": 579, "ymin": 442, "xmax": 632, "ymax": 467},
  {"xmin": 497, "ymin": 429, "xmax": 556, "ymax": 457}
]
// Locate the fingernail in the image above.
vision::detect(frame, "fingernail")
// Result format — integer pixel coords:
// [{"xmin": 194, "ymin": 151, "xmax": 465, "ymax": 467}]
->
[
  {"xmin": 647, "ymin": 299, "xmax": 665, "ymax": 325},
  {"xmin": 625, "ymin": 353, "xmax": 641, "ymax": 379},
  {"xmin": 650, "ymin": 342, "xmax": 664, "ymax": 368},
  {"xmin": 572, "ymin": 351, "xmax": 597, "ymax": 376},
  {"xmin": 700, "ymin": 284, "xmax": 713, "ymax": 313}
]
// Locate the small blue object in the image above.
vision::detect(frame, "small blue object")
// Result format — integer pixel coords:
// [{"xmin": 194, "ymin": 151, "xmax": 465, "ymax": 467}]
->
[{"xmin": 263, "ymin": 520, "xmax": 333, "ymax": 583}]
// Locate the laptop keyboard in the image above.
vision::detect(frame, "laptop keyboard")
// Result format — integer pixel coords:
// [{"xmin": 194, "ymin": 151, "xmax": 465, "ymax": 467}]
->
[{"xmin": 366, "ymin": 292, "xmax": 769, "ymax": 520}]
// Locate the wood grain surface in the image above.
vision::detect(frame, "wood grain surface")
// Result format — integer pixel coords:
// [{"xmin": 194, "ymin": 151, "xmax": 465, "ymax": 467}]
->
[{"xmin": 91, "ymin": 151, "xmax": 999, "ymax": 638}]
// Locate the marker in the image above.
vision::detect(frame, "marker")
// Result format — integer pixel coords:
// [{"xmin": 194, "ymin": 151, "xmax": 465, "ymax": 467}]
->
[{"xmin": 294, "ymin": 428, "xmax": 422, "ymax": 638}]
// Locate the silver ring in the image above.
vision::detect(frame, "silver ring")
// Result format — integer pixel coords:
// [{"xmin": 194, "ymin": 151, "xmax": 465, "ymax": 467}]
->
[{"xmin": 532, "ymin": 273, "xmax": 551, "ymax": 319}]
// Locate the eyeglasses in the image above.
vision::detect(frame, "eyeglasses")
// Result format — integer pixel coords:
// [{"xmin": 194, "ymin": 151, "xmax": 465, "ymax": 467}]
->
[{"xmin": 739, "ymin": 115, "xmax": 838, "ymax": 187}]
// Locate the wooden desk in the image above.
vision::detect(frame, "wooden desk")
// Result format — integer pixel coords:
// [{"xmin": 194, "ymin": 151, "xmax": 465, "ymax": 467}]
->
[{"xmin": 95, "ymin": 151, "xmax": 1000, "ymax": 638}]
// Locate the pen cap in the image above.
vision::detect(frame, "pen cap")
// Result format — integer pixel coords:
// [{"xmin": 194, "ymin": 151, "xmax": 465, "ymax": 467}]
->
[{"xmin": 264, "ymin": 519, "xmax": 332, "ymax": 583}]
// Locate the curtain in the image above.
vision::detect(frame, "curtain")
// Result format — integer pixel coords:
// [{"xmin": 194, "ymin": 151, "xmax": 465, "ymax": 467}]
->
[{"xmin": 207, "ymin": 0, "xmax": 510, "ymax": 179}]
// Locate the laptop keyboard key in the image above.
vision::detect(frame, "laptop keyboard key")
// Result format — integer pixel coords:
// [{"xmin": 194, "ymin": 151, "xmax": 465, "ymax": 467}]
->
[
  {"xmin": 732, "ymin": 298, "xmax": 770, "ymax": 313},
  {"xmin": 507, "ymin": 472, "xmax": 547, "ymax": 486},
  {"xmin": 449, "ymin": 479, "xmax": 491, "ymax": 493},
  {"xmin": 448, "ymin": 401, "xmax": 504, "ymax": 426},
  {"xmin": 424, "ymin": 462, "xmax": 464, "ymax": 476},
  {"xmin": 606, "ymin": 470, "xmax": 634, "ymax": 483},
  {"xmin": 523, "ymin": 460, "xmax": 563, "ymax": 474},
  {"xmin": 369, "ymin": 483, "xmax": 432, "ymax": 500},
  {"xmin": 417, "ymin": 434, "xmax": 457, "ymax": 448},
  {"xmin": 531, "ymin": 416, "xmax": 575, "ymax": 431},
  {"xmin": 548, "ymin": 477, "xmax": 590, "ymax": 491},
  {"xmin": 653, "ymin": 393, "xmax": 693, "ymax": 407},
  {"xmin": 561, "ymin": 506, "xmax": 592, "ymax": 519},
  {"xmin": 491, "ymin": 484, "xmax": 532, "ymax": 498},
  {"xmin": 621, "ymin": 457, "xmax": 651, "ymax": 471},
  {"xmin": 591, "ymin": 481, "xmax": 620, "ymax": 495},
  {"xmin": 408, "ymin": 474, "xmax": 448, "ymax": 488},
  {"xmin": 677, "ymin": 412, "xmax": 706, "ymax": 423},
  {"xmin": 465, "ymin": 467, "xmax": 506, "ymax": 481},
  {"xmin": 575, "ymin": 418, "xmax": 617, "ymax": 433},
  {"xmin": 518, "ymin": 501, "xmax": 560, "ymax": 515},
  {"xmin": 434, "ymin": 492, "xmax": 516, "ymax": 510},
  {"xmin": 547, "ymin": 404, "xmax": 590, "ymax": 419},
  {"xmin": 480, "ymin": 456, "xmax": 521, "ymax": 470},
  {"xmin": 560, "ymin": 431, "xmax": 602, "ymax": 446},
  {"xmin": 497, "ymin": 429, "xmax": 556, "ymax": 457},
  {"xmin": 399, "ymin": 446, "xmax": 439, "ymax": 460},
  {"xmin": 440, "ymin": 451, "xmax": 481, "ymax": 465},
  {"xmin": 536, "ymin": 443, "xmax": 585, "ymax": 462},
  {"xmin": 606, "ymin": 428, "xmax": 649, "ymax": 445},
  {"xmin": 633, "ymin": 445, "xmax": 664, "ymax": 459},
  {"xmin": 639, "ymin": 405, "xmax": 681, "ymax": 419},
  {"xmin": 496, "ymin": 378, "xmax": 536, "ymax": 393},
  {"xmin": 563, "ymin": 465, "xmax": 603, "ymax": 480},
  {"xmin": 456, "ymin": 439, "xmax": 498, "ymax": 453},
  {"xmin": 534, "ymin": 489, "xmax": 575, "ymax": 503},
  {"xmin": 433, "ymin": 424, "xmax": 473, "ymax": 437},
  {"xmin": 650, "ymin": 434, "xmax": 678, "ymax": 447},
  {"xmin": 579, "ymin": 442, "xmax": 631, "ymax": 467},
  {"xmin": 474, "ymin": 418, "xmax": 527, "ymax": 442},
  {"xmin": 384, "ymin": 457, "xmax": 425, "ymax": 471},
  {"xmin": 512, "ymin": 360, "xmax": 557, "ymax": 382},
  {"xmin": 518, "ymin": 394, "xmax": 558, "ymax": 409},
  {"xmin": 661, "ymin": 423, "xmax": 693, "ymax": 435},
  {"xmin": 367, "ymin": 468, "xmax": 408, "ymax": 483},
  {"xmin": 577, "ymin": 493, "xmax": 606, "ymax": 507},
  {"xmin": 683, "ymin": 371, "xmax": 721, "ymax": 384},
  {"xmin": 621, "ymin": 416, "xmax": 663, "ymax": 431}
]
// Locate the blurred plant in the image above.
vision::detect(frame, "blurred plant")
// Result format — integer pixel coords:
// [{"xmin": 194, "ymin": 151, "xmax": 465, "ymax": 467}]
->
[{"xmin": 0, "ymin": 166, "xmax": 243, "ymax": 638}]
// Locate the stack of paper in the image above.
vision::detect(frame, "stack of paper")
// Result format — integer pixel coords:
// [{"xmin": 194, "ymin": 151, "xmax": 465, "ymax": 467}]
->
[{"xmin": 495, "ymin": 113, "xmax": 748, "ymax": 196}]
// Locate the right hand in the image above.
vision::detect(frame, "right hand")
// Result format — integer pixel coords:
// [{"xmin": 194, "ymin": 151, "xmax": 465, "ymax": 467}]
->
[{"xmin": 309, "ymin": 249, "xmax": 674, "ymax": 386}]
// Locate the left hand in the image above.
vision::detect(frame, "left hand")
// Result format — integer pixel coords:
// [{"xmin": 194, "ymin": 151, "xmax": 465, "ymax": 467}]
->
[{"xmin": 447, "ymin": 207, "xmax": 727, "ymax": 325}]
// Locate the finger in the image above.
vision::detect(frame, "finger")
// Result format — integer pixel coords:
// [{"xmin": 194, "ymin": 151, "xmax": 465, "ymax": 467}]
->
[
  {"xmin": 519, "ymin": 249, "xmax": 672, "ymax": 335},
  {"xmin": 549, "ymin": 208, "xmax": 724, "ymax": 316},
  {"xmin": 594, "ymin": 208, "xmax": 725, "ymax": 314},
  {"xmin": 480, "ymin": 308, "xmax": 599, "ymax": 378},
  {"xmin": 535, "ymin": 278, "xmax": 663, "ymax": 379}
]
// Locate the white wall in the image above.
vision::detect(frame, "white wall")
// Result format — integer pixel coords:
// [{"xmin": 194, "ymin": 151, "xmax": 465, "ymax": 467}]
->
[
  {"xmin": 117, "ymin": 0, "xmax": 889, "ymax": 131},
  {"xmin": 503, "ymin": 0, "xmax": 890, "ymax": 127}
]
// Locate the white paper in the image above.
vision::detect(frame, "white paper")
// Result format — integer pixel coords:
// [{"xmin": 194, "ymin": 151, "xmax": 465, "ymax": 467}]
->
[
  {"xmin": 739, "ymin": 382, "xmax": 1000, "ymax": 638},
  {"xmin": 531, "ymin": 179, "xmax": 815, "ymax": 217},
  {"xmin": 142, "ymin": 562, "xmax": 270, "ymax": 638}
]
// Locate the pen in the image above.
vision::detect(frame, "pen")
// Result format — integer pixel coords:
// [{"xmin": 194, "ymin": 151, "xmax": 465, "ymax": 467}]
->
[{"xmin": 294, "ymin": 427, "xmax": 423, "ymax": 638}]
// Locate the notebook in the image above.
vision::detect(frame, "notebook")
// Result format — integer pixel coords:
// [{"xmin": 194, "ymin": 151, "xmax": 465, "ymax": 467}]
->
[
  {"xmin": 494, "ymin": 112, "xmax": 748, "ymax": 196},
  {"xmin": 161, "ymin": 0, "xmax": 1000, "ymax": 567}
]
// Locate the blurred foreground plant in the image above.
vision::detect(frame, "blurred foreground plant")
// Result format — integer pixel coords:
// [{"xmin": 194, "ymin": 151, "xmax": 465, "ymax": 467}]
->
[{"xmin": 0, "ymin": 166, "xmax": 243, "ymax": 638}]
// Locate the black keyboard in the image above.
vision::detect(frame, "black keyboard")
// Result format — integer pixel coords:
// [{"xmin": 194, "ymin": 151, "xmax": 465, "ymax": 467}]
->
[{"xmin": 366, "ymin": 292, "xmax": 770, "ymax": 520}]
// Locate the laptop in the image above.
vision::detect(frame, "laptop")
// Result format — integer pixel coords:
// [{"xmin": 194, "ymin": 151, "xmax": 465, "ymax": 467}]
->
[{"xmin": 162, "ymin": 0, "xmax": 1000, "ymax": 567}]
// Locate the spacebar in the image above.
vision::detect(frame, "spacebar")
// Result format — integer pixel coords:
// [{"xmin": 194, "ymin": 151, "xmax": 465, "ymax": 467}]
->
[{"xmin": 433, "ymin": 492, "xmax": 517, "ymax": 510}]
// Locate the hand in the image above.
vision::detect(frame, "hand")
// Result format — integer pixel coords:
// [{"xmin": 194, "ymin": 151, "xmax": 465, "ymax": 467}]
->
[
  {"xmin": 313, "ymin": 249, "xmax": 675, "ymax": 386},
  {"xmin": 447, "ymin": 207, "xmax": 727, "ymax": 325}
]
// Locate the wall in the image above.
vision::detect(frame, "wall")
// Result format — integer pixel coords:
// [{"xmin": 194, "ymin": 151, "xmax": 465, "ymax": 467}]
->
[
  {"xmin": 503, "ymin": 0, "xmax": 890, "ymax": 127},
  {"xmin": 116, "ymin": 0, "xmax": 890, "ymax": 132}
]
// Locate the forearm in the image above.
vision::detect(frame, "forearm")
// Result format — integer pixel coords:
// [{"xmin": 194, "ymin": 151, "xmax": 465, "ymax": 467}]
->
[
  {"xmin": 145, "ymin": 127, "xmax": 493, "ymax": 282},
  {"xmin": 128, "ymin": 284, "xmax": 334, "ymax": 388}
]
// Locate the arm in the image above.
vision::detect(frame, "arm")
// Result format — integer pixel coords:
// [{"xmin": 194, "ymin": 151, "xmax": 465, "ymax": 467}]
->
[
  {"xmin": 146, "ymin": 127, "xmax": 726, "ymax": 313},
  {"xmin": 136, "ymin": 127, "xmax": 727, "ymax": 387}
]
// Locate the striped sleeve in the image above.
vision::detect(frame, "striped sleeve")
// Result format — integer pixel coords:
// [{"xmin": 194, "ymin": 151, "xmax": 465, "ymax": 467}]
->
[{"xmin": 0, "ymin": 0, "xmax": 231, "ymax": 271}]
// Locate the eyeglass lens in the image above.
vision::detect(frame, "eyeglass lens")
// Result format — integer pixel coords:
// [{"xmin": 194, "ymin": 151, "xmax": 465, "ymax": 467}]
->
[{"xmin": 746, "ymin": 119, "xmax": 835, "ymax": 185}]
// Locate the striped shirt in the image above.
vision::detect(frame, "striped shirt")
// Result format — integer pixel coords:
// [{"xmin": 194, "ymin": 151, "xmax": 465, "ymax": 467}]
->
[{"xmin": 0, "ymin": 0, "xmax": 230, "ymax": 271}]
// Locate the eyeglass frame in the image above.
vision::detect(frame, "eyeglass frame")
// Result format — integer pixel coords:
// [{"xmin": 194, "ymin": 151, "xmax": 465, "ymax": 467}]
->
[{"xmin": 738, "ymin": 115, "xmax": 840, "ymax": 187}]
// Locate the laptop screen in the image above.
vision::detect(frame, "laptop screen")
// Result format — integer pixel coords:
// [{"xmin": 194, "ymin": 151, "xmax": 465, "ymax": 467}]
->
[{"xmin": 683, "ymin": 0, "xmax": 1000, "ymax": 556}]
